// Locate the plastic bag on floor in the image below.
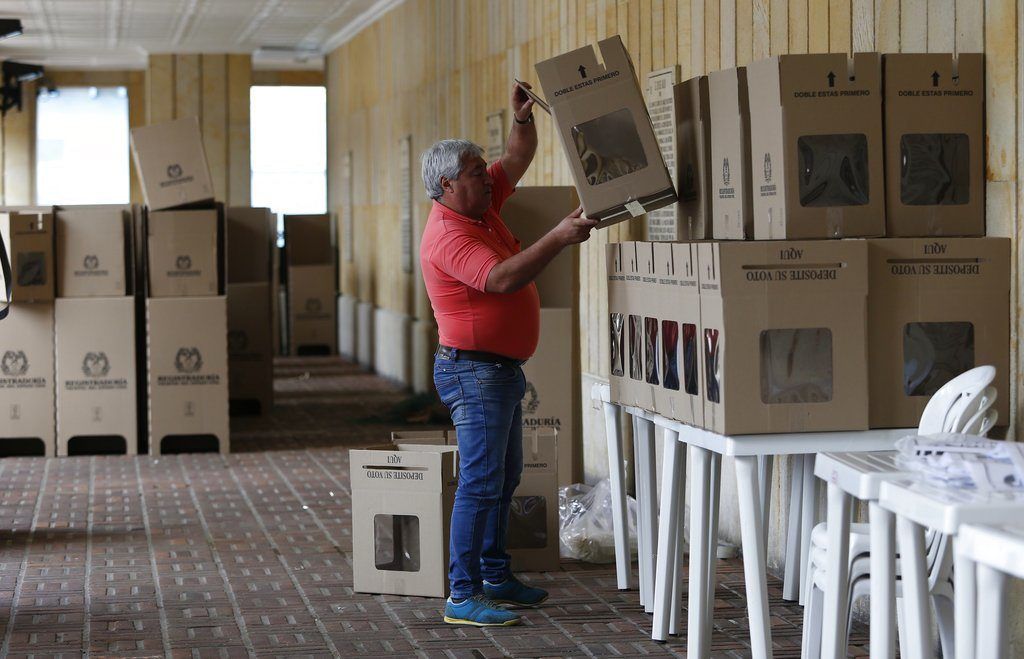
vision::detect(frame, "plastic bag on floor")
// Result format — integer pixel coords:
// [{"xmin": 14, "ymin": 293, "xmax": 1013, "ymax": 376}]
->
[{"xmin": 559, "ymin": 480, "xmax": 638, "ymax": 563}]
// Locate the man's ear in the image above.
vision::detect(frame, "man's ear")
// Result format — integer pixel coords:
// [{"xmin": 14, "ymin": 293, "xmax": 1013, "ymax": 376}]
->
[{"xmin": 440, "ymin": 176, "xmax": 453, "ymax": 194}]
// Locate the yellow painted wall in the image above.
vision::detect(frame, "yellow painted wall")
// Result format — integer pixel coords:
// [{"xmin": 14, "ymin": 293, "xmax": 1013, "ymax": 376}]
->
[{"xmin": 326, "ymin": 0, "xmax": 1022, "ymax": 431}]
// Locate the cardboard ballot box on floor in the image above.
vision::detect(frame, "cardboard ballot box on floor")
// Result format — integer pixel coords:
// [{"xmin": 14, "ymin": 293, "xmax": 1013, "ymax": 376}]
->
[
  {"xmin": 606, "ymin": 242, "xmax": 656, "ymax": 412},
  {"xmin": 883, "ymin": 53, "xmax": 985, "ymax": 237},
  {"xmin": 867, "ymin": 238, "xmax": 1009, "ymax": 429},
  {"xmin": 351, "ymin": 443, "xmax": 459, "ymax": 598},
  {"xmin": 508, "ymin": 428, "xmax": 561, "ymax": 572},
  {"xmin": 56, "ymin": 296, "xmax": 137, "ymax": 456},
  {"xmin": 675, "ymin": 75, "xmax": 714, "ymax": 240},
  {"xmin": 698, "ymin": 239, "xmax": 870, "ymax": 435},
  {"xmin": 146, "ymin": 207, "xmax": 224, "ymax": 298},
  {"xmin": 528, "ymin": 35, "xmax": 677, "ymax": 227},
  {"xmin": 130, "ymin": 117, "xmax": 215, "ymax": 211},
  {"xmin": 56, "ymin": 205, "xmax": 134, "ymax": 298},
  {"xmin": 0, "ymin": 302, "xmax": 55, "ymax": 456},
  {"xmin": 746, "ymin": 53, "xmax": 886, "ymax": 240},
  {"xmin": 709, "ymin": 67, "xmax": 753, "ymax": 240},
  {"xmin": 284, "ymin": 214, "xmax": 336, "ymax": 355},
  {"xmin": 147, "ymin": 296, "xmax": 229, "ymax": 455},
  {"xmin": 1, "ymin": 209, "xmax": 54, "ymax": 302}
]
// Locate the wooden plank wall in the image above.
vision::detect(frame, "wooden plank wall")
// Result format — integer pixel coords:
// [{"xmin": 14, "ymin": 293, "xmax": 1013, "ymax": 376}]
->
[
  {"xmin": 145, "ymin": 54, "xmax": 252, "ymax": 206},
  {"xmin": 328, "ymin": 0, "xmax": 1020, "ymax": 428}
]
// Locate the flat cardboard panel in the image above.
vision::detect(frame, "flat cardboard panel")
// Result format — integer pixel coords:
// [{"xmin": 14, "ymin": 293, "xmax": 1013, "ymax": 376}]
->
[
  {"xmin": 746, "ymin": 53, "xmax": 886, "ymax": 239},
  {"xmin": 56, "ymin": 205, "xmax": 132, "ymax": 298},
  {"xmin": 227, "ymin": 206, "xmax": 275, "ymax": 283},
  {"xmin": 867, "ymin": 238, "xmax": 1009, "ymax": 428},
  {"xmin": 130, "ymin": 117, "xmax": 215, "ymax": 211},
  {"xmin": 532, "ymin": 35, "xmax": 678, "ymax": 226},
  {"xmin": 0, "ymin": 302, "xmax": 55, "ymax": 453},
  {"xmin": 699, "ymin": 239, "xmax": 870, "ymax": 435},
  {"xmin": 284, "ymin": 214, "xmax": 333, "ymax": 266},
  {"xmin": 509, "ymin": 428, "xmax": 560, "ymax": 572},
  {"xmin": 227, "ymin": 283, "xmax": 273, "ymax": 416},
  {"xmin": 522, "ymin": 309, "xmax": 576, "ymax": 487},
  {"xmin": 675, "ymin": 76, "xmax": 714, "ymax": 240},
  {"xmin": 55, "ymin": 297, "xmax": 137, "ymax": 455},
  {"xmin": 288, "ymin": 264, "xmax": 337, "ymax": 354},
  {"xmin": 350, "ymin": 444, "xmax": 458, "ymax": 598},
  {"xmin": 883, "ymin": 53, "xmax": 985, "ymax": 237},
  {"xmin": 499, "ymin": 187, "xmax": 579, "ymax": 308},
  {"xmin": 147, "ymin": 296, "xmax": 229, "ymax": 454},
  {"xmin": 709, "ymin": 67, "xmax": 753, "ymax": 239},
  {"xmin": 1, "ymin": 211, "xmax": 55, "ymax": 302},
  {"xmin": 147, "ymin": 209, "xmax": 220, "ymax": 297}
]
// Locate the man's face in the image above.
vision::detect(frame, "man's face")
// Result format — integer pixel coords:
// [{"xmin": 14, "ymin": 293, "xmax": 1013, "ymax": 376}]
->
[{"xmin": 442, "ymin": 154, "xmax": 493, "ymax": 219}]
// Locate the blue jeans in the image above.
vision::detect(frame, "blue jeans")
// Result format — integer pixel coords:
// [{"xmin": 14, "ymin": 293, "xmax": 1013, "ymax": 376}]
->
[{"xmin": 433, "ymin": 351, "xmax": 526, "ymax": 600}]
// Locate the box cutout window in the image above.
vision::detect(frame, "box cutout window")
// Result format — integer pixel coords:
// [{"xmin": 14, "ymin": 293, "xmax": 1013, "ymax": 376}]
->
[
  {"xmin": 760, "ymin": 328, "xmax": 834, "ymax": 404},
  {"xmin": 683, "ymin": 323, "xmax": 698, "ymax": 395},
  {"xmin": 572, "ymin": 108, "xmax": 648, "ymax": 186},
  {"xmin": 508, "ymin": 495, "xmax": 547, "ymax": 549},
  {"xmin": 644, "ymin": 317, "xmax": 659, "ymax": 385},
  {"xmin": 903, "ymin": 322, "xmax": 975, "ymax": 396},
  {"xmin": 629, "ymin": 315, "xmax": 643, "ymax": 380},
  {"xmin": 661, "ymin": 320, "xmax": 679, "ymax": 391},
  {"xmin": 16, "ymin": 252, "xmax": 46, "ymax": 287},
  {"xmin": 900, "ymin": 134, "xmax": 970, "ymax": 206},
  {"xmin": 610, "ymin": 313, "xmax": 625, "ymax": 377},
  {"xmin": 797, "ymin": 134, "xmax": 870, "ymax": 207},
  {"xmin": 704, "ymin": 329, "xmax": 721, "ymax": 403},
  {"xmin": 373, "ymin": 514, "xmax": 421, "ymax": 572}
]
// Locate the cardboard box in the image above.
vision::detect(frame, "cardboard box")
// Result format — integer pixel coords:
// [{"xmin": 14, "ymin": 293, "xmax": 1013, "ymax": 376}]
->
[
  {"xmin": 350, "ymin": 443, "xmax": 459, "ymax": 597},
  {"xmin": 867, "ymin": 238, "xmax": 1009, "ymax": 428},
  {"xmin": 55, "ymin": 297, "xmax": 137, "ymax": 455},
  {"xmin": 0, "ymin": 302, "xmax": 55, "ymax": 455},
  {"xmin": 1, "ymin": 210, "xmax": 54, "ymax": 302},
  {"xmin": 676, "ymin": 75, "xmax": 714, "ymax": 240},
  {"xmin": 147, "ymin": 296, "xmax": 229, "ymax": 454},
  {"xmin": 698, "ymin": 240, "xmax": 869, "ymax": 435},
  {"xmin": 747, "ymin": 53, "xmax": 886, "ymax": 240},
  {"xmin": 528, "ymin": 35, "xmax": 677, "ymax": 226},
  {"xmin": 606, "ymin": 242, "xmax": 656, "ymax": 412},
  {"xmin": 130, "ymin": 117, "xmax": 215, "ymax": 211},
  {"xmin": 284, "ymin": 214, "xmax": 333, "ymax": 267},
  {"xmin": 650, "ymin": 242, "xmax": 704, "ymax": 427},
  {"xmin": 508, "ymin": 427, "xmax": 560, "ymax": 572},
  {"xmin": 56, "ymin": 205, "xmax": 133, "ymax": 298},
  {"xmin": 227, "ymin": 206, "xmax": 276, "ymax": 283},
  {"xmin": 147, "ymin": 208, "xmax": 222, "ymax": 297},
  {"xmin": 500, "ymin": 187, "xmax": 579, "ymax": 308},
  {"xmin": 288, "ymin": 264, "xmax": 337, "ymax": 355},
  {"xmin": 883, "ymin": 53, "xmax": 985, "ymax": 237},
  {"xmin": 227, "ymin": 282, "xmax": 274, "ymax": 416},
  {"xmin": 709, "ymin": 67, "xmax": 753, "ymax": 240},
  {"xmin": 390, "ymin": 429, "xmax": 453, "ymax": 446}
]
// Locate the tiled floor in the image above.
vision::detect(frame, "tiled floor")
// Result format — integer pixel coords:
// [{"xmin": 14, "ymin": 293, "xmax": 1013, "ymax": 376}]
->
[{"xmin": 0, "ymin": 356, "xmax": 870, "ymax": 657}]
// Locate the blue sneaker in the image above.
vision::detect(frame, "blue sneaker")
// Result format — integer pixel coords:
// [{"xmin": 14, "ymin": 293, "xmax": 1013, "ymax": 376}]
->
[
  {"xmin": 483, "ymin": 575, "xmax": 549, "ymax": 607},
  {"xmin": 443, "ymin": 594, "xmax": 522, "ymax": 626}
]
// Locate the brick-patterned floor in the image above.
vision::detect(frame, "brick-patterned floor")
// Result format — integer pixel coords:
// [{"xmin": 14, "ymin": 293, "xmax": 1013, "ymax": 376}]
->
[{"xmin": 0, "ymin": 356, "xmax": 870, "ymax": 657}]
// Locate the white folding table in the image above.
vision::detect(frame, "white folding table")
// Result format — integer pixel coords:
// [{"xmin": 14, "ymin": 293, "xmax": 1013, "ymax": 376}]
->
[{"xmin": 955, "ymin": 523, "xmax": 1024, "ymax": 659}]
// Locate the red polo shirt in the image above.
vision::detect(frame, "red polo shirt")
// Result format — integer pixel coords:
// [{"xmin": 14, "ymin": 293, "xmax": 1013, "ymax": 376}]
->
[{"xmin": 420, "ymin": 162, "xmax": 540, "ymax": 361}]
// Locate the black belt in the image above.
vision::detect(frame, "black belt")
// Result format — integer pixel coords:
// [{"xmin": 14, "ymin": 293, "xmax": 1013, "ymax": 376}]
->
[{"xmin": 437, "ymin": 345, "xmax": 521, "ymax": 368}]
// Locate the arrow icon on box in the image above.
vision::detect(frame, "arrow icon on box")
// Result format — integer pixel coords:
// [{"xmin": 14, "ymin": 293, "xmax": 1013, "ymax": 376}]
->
[
  {"xmin": 578, "ymin": 65, "xmax": 587, "ymax": 79},
  {"xmin": 827, "ymin": 71, "xmax": 836, "ymax": 87}
]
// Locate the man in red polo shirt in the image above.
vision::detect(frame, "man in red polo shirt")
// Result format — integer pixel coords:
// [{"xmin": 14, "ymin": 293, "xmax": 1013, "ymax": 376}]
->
[{"xmin": 421, "ymin": 82, "xmax": 596, "ymax": 627}]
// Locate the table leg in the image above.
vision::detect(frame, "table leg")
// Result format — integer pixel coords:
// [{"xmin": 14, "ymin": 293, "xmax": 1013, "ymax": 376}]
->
[
  {"xmin": 975, "ymin": 563, "xmax": 1007, "ymax": 659},
  {"xmin": 631, "ymin": 418, "xmax": 647, "ymax": 608},
  {"xmin": 651, "ymin": 429, "xmax": 681, "ymax": 641},
  {"xmin": 783, "ymin": 455, "xmax": 805, "ymax": 601},
  {"xmin": 602, "ymin": 401, "xmax": 631, "ymax": 590},
  {"xmin": 687, "ymin": 446, "xmax": 712, "ymax": 659},
  {"xmin": 705, "ymin": 452, "xmax": 722, "ymax": 643},
  {"xmin": 868, "ymin": 502, "xmax": 895, "ymax": 659},
  {"xmin": 635, "ymin": 417, "xmax": 658, "ymax": 612},
  {"xmin": 669, "ymin": 439, "xmax": 687, "ymax": 637},
  {"xmin": 896, "ymin": 516, "xmax": 934, "ymax": 659},
  {"xmin": 735, "ymin": 455, "xmax": 773, "ymax": 659},
  {"xmin": 821, "ymin": 482, "xmax": 851, "ymax": 659},
  {"xmin": 954, "ymin": 534, "xmax": 977, "ymax": 659},
  {"xmin": 758, "ymin": 455, "xmax": 774, "ymax": 551},
  {"xmin": 799, "ymin": 454, "xmax": 819, "ymax": 605}
]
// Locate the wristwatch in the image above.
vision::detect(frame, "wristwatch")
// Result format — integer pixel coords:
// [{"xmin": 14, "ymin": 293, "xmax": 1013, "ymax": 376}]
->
[{"xmin": 514, "ymin": 112, "xmax": 534, "ymax": 125}]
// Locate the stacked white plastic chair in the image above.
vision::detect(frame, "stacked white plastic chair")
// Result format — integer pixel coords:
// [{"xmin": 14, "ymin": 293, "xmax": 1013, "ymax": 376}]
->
[{"xmin": 800, "ymin": 365, "xmax": 998, "ymax": 658}]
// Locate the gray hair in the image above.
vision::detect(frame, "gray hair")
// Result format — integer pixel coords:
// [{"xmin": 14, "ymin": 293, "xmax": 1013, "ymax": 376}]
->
[{"xmin": 420, "ymin": 139, "xmax": 484, "ymax": 200}]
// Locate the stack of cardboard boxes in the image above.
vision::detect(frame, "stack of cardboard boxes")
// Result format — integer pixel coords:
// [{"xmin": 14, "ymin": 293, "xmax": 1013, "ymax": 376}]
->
[
  {"xmin": 283, "ymin": 214, "xmax": 336, "ymax": 355},
  {"xmin": 131, "ymin": 117, "xmax": 230, "ymax": 454},
  {"xmin": 608, "ymin": 51, "xmax": 1008, "ymax": 434}
]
